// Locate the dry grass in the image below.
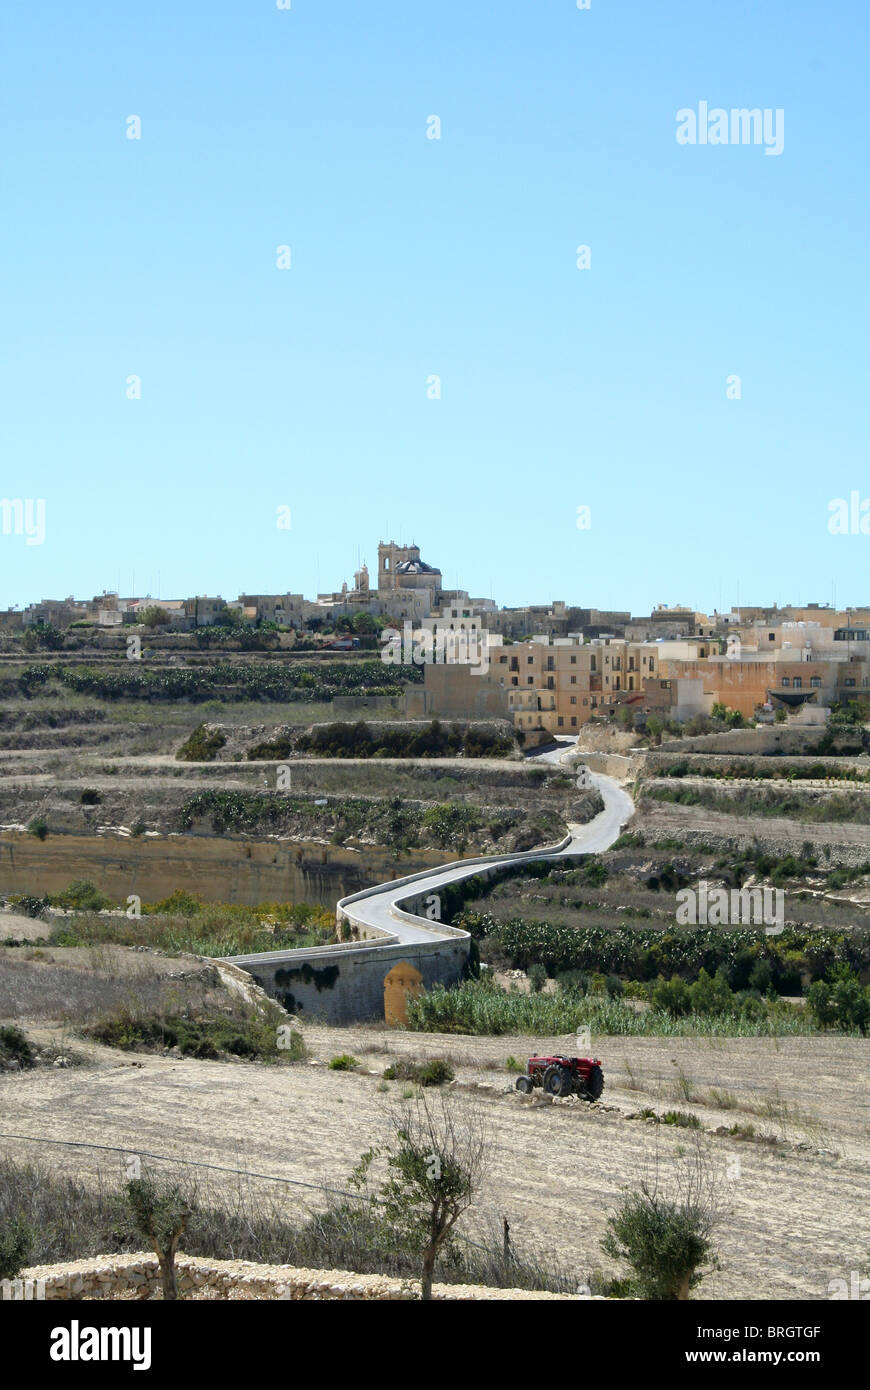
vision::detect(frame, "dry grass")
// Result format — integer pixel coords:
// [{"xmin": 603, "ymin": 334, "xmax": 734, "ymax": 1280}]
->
[{"xmin": 0, "ymin": 946, "xmax": 218, "ymax": 1025}]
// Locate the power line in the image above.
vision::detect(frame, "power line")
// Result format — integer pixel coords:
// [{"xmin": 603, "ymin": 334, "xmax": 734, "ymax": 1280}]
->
[
  {"xmin": 0, "ymin": 1133, "xmax": 361, "ymax": 1200},
  {"xmin": 0, "ymin": 1132, "xmax": 496, "ymax": 1256}
]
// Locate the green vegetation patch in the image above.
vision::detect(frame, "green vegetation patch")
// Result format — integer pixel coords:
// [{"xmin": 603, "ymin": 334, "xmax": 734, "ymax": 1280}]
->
[
  {"xmin": 176, "ymin": 723, "xmax": 227, "ymax": 762},
  {"xmin": 81, "ymin": 1002, "xmax": 302, "ymax": 1062}
]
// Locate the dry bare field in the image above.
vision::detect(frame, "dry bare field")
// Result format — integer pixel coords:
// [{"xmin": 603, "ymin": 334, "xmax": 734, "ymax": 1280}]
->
[{"xmin": 2, "ymin": 1014, "xmax": 868, "ymax": 1301}]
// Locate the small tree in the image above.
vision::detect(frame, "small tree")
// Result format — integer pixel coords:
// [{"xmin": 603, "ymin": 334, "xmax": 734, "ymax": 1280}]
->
[
  {"xmin": 615, "ymin": 704, "xmax": 635, "ymax": 731},
  {"xmin": 23, "ymin": 621, "xmax": 63, "ymax": 651},
  {"xmin": 645, "ymin": 715, "xmax": 664, "ymax": 746},
  {"xmin": 0, "ymin": 1215, "xmax": 32, "ymax": 1281},
  {"xmin": 367, "ymin": 1092, "xmax": 490, "ymax": 1300},
  {"xmin": 651, "ymin": 974, "xmax": 692, "ymax": 1017},
  {"xmin": 602, "ymin": 1142, "xmax": 722, "ymax": 1300},
  {"xmin": 125, "ymin": 1176, "xmax": 191, "ymax": 1300},
  {"xmin": 688, "ymin": 967, "xmax": 735, "ymax": 1016},
  {"xmin": 139, "ymin": 606, "xmax": 170, "ymax": 629},
  {"xmin": 807, "ymin": 965, "xmax": 870, "ymax": 1035}
]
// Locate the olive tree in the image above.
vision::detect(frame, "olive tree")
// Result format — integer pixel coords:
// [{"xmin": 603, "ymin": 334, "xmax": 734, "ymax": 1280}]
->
[
  {"xmin": 602, "ymin": 1139, "xmax": 723, "ymax": 1300},
  {"xmin": 370, "ymin": 1091, "xmax": 490, "ymax": 1300},
  {"xmin": 125, "ymin": 1176, "xmax": 191, "ymax": 1301}
]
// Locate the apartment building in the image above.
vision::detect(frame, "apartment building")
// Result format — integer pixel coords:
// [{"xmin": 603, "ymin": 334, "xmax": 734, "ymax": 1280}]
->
[
  {"xmin": 500, "ymin": 636, "xmax": 692, "ymax": 734},
  {"xmin": 656, "ymin": 652, "xmax": 870, "ymax": 717}
]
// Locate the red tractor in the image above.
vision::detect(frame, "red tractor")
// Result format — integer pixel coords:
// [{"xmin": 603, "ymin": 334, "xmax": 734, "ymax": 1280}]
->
[{"xmin": 515, "ymin": 1054, "xmax": 604, "ymax": 1101}]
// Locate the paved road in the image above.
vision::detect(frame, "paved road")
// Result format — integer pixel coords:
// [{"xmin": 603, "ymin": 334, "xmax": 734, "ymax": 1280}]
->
[{"xmin": 232, "ymin": 739, "xmax": 635, "ymax": 965}]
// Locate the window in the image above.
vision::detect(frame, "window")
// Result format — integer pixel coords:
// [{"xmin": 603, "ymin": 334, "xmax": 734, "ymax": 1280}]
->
[
  {"xmin": 781, "ymin": 677, "xmax": 790, "ymax": 687},
  {"xmin": 570, "ymin": 655, "xmax": 576, "ymax": 664},
  {"xmin": 583, "ymin": 697, "xmax": 588, "ymax": 706},
  {"xmin": 571, "ymin": 716, "xmax": 577, "ymax": 726},
  {"xmin": 769, "ymin": 633, "xmax": 775, "ymax": 641},
  {"xmin": 570, "ymin": 696, "xmax": 577, "ymax": 704},
  {"xmin": 570, "ymin": 675, "xmax": 576, "ymax": 684},
  {"xmin": 793, "ymin": 677, "xmax": 802, "ymax": 688},
  {"xmin": 649, "ymin": 658, "xmax": 655, "ymax": 673},
  {"xmin": 810, "ymin": 677, "xmax": 821, "ymax": 688},
  {"xmin": 528, "ymin": 676, "xmax": 533, "ymax": 684},
  {"xmin": 590, "ymin": 656, "xmax": 597, "ymax": 672},
  {"xmin": 844, "ymin": 678, "xmax": 856, "ymax": 687},
  {"xmin": 557, "ymin": 717, "xmax": 564, "ymax": 727},
  {"xmin": 527, "ymin": 656, "xmax": 533, "ymax": 664}
]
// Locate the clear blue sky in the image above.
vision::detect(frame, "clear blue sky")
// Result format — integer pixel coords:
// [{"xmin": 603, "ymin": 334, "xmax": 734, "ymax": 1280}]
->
[{"xmin": 1, "ymin": 0, "xmax": 868, "ymax": 614}]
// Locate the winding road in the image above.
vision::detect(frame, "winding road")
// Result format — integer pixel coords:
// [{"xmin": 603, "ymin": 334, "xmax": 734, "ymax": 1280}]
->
[{"xmin": 231, "ymin": 739, "xmax": 635, "ymax": 969}]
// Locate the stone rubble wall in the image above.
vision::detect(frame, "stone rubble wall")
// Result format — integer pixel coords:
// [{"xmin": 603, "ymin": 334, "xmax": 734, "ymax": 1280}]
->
[{"xmin": 19, "ymin": 1252, "xmax": 593, "ymax": 1301}]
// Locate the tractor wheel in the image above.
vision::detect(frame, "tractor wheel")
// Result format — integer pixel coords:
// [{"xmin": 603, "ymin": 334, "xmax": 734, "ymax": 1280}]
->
[
  {"xmin": 515, "ymin": 1075, "xmax": 533, "ymax": 1094},
  {"xmin": 543, "ymin": 1065, "xmax": 572, "ymax": 1098},
  {"xmin": 584, "ymin": 1065, "xmax": 604, "ymax": 1101}
]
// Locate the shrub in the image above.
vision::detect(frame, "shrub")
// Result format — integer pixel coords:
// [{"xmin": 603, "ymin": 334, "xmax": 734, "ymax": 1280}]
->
[
  {"xmin": 807, "ymin": 966, "xmax": 870, "ymax": 1035},
  {"xmin": 27, "ymin": 819, "xmax": 48, "ymax": 840},
  {"xmin": 147, "ymin": 890, "xmax": 202, "ymax": 918},
  {"xmin": 601, "ymin": 1152, "xmax": 720, "ymax": 1300},
  {"xmin": 582, "ymin": 860, "xmax": 609, "ymax": 887},
  {"xmin": 421, "ymin": 804, "xmax": 481, "ymax": 848},
  {"xmin": 651, "ymin": 975, "xmax": 692, "ymax": 1018},
  {"xmin": 623, "ymin": 981, "xmax": 650, "ymax": 1001},
  {"xmin": 10, "ymin": 895, "xmax": 50, "ymax": 919},
  {"xmin": 0, "ymin": 1215, "xmax": 33, "ymax": 1280},
  {"xmin": 82, "ymin": 1003, "xmax": 291, "ymax": 1062},
  {"xmin": 383, "ymin": 1057, "xmax": 455, "ymax": 1087},
  {"xmin": 295, "ymin": 719, "xmax": 511, "ymax": 761},
  {"xmin": 329, "ymin": 1054, "xmax": 360, "ymax": 1071},
  {"xmin": 661, "ymin": 1110, "xmax": 701, "ymax": 1129},
  {"xmin": 176, "ymin": 724, "xmax": 227, "ymax": 762},
  {"xmin": 0, "ymin": 1025, "xmax": 36, "ymax": 1070},
  {"xmin": 52, "ymin": 880, "xmax": 114, "ymax": 912},
  {"xmin": 527, "ymin": 963, "xmax": 547, "ymax": 994},
  {"xmin": 748, "ymin": 958, "xmax": 774, "ymax": 994},
  {"xmin": 79, "ymin": 788, "xmax": 101, "ymax": 806},
  {"xmin": 688, "ymin": 968, "xmax": 735, "ymax": 1017}
]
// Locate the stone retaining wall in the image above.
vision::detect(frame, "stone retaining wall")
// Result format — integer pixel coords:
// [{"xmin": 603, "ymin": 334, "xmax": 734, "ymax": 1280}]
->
[{"xmin": 17, "ymin": 1253, "xmax": 589, "ymax": 1301}]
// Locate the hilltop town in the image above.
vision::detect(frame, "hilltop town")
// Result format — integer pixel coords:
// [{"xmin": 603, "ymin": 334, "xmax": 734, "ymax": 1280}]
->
[{"xmin": 5, "ymin": 536, "xmax": 870, "ymax": 741}]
